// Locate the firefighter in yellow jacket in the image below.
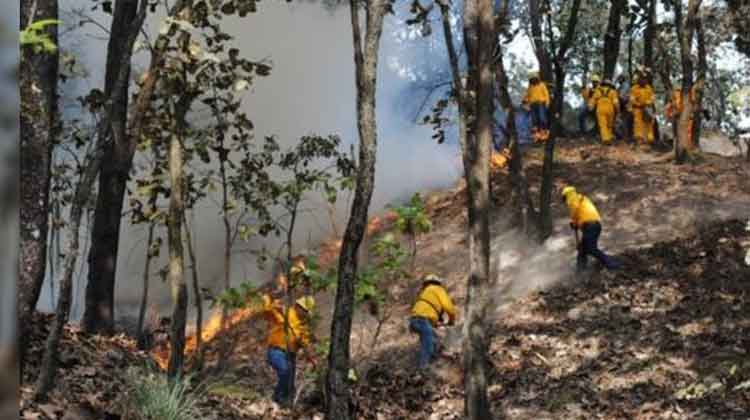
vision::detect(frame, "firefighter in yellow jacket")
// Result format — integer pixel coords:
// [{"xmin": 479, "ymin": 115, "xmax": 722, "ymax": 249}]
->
[
  {"xmin": 524, "ymin": 71, "xmax": 551, "ymax": 142},
  {"xmin": 588, "ymin": 79, "xmax": 619, "ymax": 144},
  {"xmin": 262, "ymin": 294, "xmax": 315, "ymax": 406},
  {"xmin": 630, "ymin": 73, "xmax": 656, "ymax": 146},
  {"xmin": 410, "ymin": 274, "xmax": 456, "ymax": 369},
  {"xmin": 561, "ymin": 186, "xmax": 620, "ymax": 272}
]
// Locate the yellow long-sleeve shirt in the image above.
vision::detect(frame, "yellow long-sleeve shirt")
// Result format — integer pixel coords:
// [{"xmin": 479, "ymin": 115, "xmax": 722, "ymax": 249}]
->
[
  {"xmin": 262, "ymin": 295, "xmax": 311, "ymax": 353},
  {"xmin": 411, "ymin": 284, "xmax": 456, "ymax": 326},
  {"xmin": 525, "ymin": 81, "xmax": 550, "ymax": 106},
  {"xmin": 564, "ymin": 191, "xmax": 601, "ymax": 228},
  {"xmin": 630, "ymin": 84, "xmax": 655, "ymax": 109},
  {"xmin": 588, "ymin": 85, "xmax": 619, "ymax": 112}
]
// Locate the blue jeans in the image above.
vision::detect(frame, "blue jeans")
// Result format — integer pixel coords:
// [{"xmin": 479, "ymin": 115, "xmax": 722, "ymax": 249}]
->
[
  {"xmin": 530, "ymin": 103, "xmax": 549, "ymax": 131},
  {"xmin": 578, "ymin": 222, "xmax": 619, "ymax": 271},
  {"xmin": 409, "ymin": 317, "xmax": 435, "ymax": 369},
  {"xmin": 267, "ymin": 347, "xmax": 296, "ymax": 405}
]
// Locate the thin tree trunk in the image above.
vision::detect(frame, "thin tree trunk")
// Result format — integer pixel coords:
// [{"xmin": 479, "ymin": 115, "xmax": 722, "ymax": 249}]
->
[
  {"xmin": 19, "ymin": 0, "xmax": 58, "ymax": 381},
  {"xmin": 674, "ymin": 0, "xmax": 702, "ymax": 162},
  {"xmin": 32, "ymin": 0, "xmax": 147, "ymax": 396},
  {"xmin": 494, "ymin": 44, "xmax": 537, "ymax": 233},
  {"xmin": 183, "ymin": 212, "xmax": 203, "ymax": 370},
  {"xmin": 326, "ymin": 0, "xmax": 387, "ymax": 417},
  {"xmin": 692, "ymin": 18, "xmax": 707, "ymax": 149},
  {"xmin": 437, "ymin": 0, "xmax": 469, "ymax": 158},
  {"xmin": 217, "ymin": 119, "xmax": 232, "ymax": 369},
  {"xmin": 136, "ymin": 219, "xmax": 156, "ymax": 350},
  {"xmin": 83, "ymin": 0, "xmax": 140, "ymax": 335},
  {"xmin": 603, "ymin": 0, "xmax": 626, "ymax": 81},
  {"xmin": 167, "ymin": 100, "xmax": 189, "ymax": 379},
  {"xmin": 33, "ymin": 137, "xmax": 108, "ymax": 401},
  {"xmin": 643, "ymin": 0, "xmax": 656, "ymax": 70},
  {"xmin": 531, "ymin": 0, "xmax": 581, "ymax": 240},
  {"xmin": 462, "ymin": 0, "xmax": 494, "ymax": 416}
]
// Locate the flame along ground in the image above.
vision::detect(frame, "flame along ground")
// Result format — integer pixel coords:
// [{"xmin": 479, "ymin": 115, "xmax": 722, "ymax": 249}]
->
[{"xmin": 151, "ymin": 212, "xmax": 398, "ymax": 370}]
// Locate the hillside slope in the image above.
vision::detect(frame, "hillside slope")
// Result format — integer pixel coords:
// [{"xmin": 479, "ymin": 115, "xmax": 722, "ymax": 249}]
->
[{"xmin": 20, "ymin": 141, "xmax": 750, "ymax": 419}]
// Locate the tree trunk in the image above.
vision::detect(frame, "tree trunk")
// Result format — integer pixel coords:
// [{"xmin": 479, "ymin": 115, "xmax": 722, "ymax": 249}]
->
[
  {"xmin": 603, "ymin": 0, "xmax": 626, "ymax": 80},
  {"xmin": 183, "ymin": 213, "xmax": 203, "ymax": 370},
  {"xmin": 462, "ymin": 0, "xmax": 494, "ymax": 415},
  {"xmin": 692, "ymin": 18, "xmax": 707, "ymax": 149},
  {"xmin": 528, "ymin": 0, "xmax": 580, "ymax": 240},
  {"xmin": 437, "ymin": 0, "xmax": 469, "ymax": 158},
  {"xmin": 82, "ymin": 0, "xmax": 140, "ymax": 335},
  {"xmin": 674, "ymin": 0, "xmax": 702, "ymax": 163},
  {"xmin": 325, "ymin": 0, "xmax": 387, "ymax": 417},
  {"xmin": 166, "ymin": 93, "xmax": 191, "ymax": 379},
  {"xmin": 19, "ymin": 0, "xmax": 58, "ymax": 380},
  {"xmin": 494, "ymin": 45, "xmax": 537, "ymax": 233},
  {"xmin": 136, "ymin": 218, "xmax": 155, "ymax": 350},
  {"xmin": 643, "ymin": 0, "xmax": 656, "ymax": 70},
  {"xmin": 33, "ymin": 137, "xmax": 108, "ymax": 401},
  {"xmin": 33, "ymin": 0, "xmax": 148, "ymax": 396}
]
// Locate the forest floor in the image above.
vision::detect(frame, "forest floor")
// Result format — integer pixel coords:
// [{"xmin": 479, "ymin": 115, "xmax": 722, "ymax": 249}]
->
[{"xmin": 20, "ymin": 138, "xmax": 750, "ymax": 419}]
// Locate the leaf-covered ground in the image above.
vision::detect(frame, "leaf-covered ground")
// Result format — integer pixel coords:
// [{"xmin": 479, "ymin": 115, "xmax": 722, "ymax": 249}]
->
[{"xmin": 19, "ymin": 141, "xmax": 750, "ymax": 419}]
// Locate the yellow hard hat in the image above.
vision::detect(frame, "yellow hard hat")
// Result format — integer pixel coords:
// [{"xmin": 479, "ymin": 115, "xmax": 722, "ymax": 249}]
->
[
  {"xmin": 296, "ymin": 296, "xmax": 316, "ymax": 313},
  {"xmin": 528, "ymin": 71, "xmax": 540, "ymax": 80},
  {"xmin": 591, "ymin": 74, "xmax": 601, "ymax": 83},
  {"xmin": 561, "ymin": 186, "xmax": 576, "ymax": 198}
]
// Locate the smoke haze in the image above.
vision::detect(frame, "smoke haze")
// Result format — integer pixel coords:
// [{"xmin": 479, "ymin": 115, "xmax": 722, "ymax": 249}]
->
[{"xmin": 41, "ymin": 1, "xmax": 461, "ymax": 321}]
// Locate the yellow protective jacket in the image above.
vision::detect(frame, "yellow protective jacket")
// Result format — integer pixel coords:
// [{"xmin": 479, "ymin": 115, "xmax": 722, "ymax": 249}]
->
[
  {"xmin": 588, "ymin": 85, "xmax": 619, "ymax": 112},
  {"xmin": 262, "ymin": 295, "xmax": 311, "ymax": 353},
  {"xmin": 525, "ymin": 81, "xmax": 550, "ymax": 106},
  {"xmin": 630, "ymin": 84, "xmax": 655, "ymax": 110},
  {"xmin": 411, "ymin": 284, "xmax": 456, "ymax": 326},
  {"xmin": 564, "ymin": 191, "xmax": 601, "ymax": 228}
]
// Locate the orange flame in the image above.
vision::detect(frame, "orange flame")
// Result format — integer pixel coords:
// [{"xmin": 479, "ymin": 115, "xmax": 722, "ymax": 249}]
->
[{"xmin": 150, "ymin": 212, "xmax": 395, "ymax": 370}]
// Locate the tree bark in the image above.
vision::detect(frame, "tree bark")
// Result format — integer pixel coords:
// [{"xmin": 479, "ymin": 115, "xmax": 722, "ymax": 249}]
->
[
  {"xmin": 674, "ymin": 0, "xmax": 702, "ymax": 162},
  {"xmin": 535, "ymin": 0, "xmax": 581, "ymax": 239},
  {"xmin": 32, "ymin": 0, "xmax": 148, "ymax": 397},
  {"xmin": 325, "ymin": 0, "xmax": 387, "ymax": 417},
  {"xmin": 83, "ymin": 0, "xmax": 140, "ymax": 334},
  {"xmin": 462, "ymin": 0, "xmax": 494, "ymax": 416},
  {"xmin": 136, "ymin": 218, "xmax": 155, "ymax": 350},
  {"xmin": 19, "ymin": 0, "xmax": 58, "ymax": 380},
  {"xmin": 166, "ymin": 99, "xmax": 189, "ymax": 379},
  {"xmin": 33, "ymin": 135, "xmax": 108, "ymax": 401},
  {"xmin": 183, "ymin": 213, "xmax": 203, "ymax": 370},
  {"xmin": 603, "ymin": 0, "xmax": 626, "ymax": 80},
  {"xmin": 643, "ymin": 0, "xmax": 656, "ymax": 70},
  {"xmin": 692, "ymin": 18, "xmax": 707, "ymax": 149}
]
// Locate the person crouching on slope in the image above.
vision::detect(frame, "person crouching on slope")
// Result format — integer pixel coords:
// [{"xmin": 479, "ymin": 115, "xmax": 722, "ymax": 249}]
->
[
  {"xmin": 561, "ymin": 186, "xmax": 621, "ymax": 272},
  {"xmin": 261, "ymin": 294, "xmax": 316, "ymax": 407},
  {"xmin": 524, "ymin": 71, "xmax": 551, "ymax": 142},
  {"xmin": 410, "ymin": 274, "xmax": 456, "ymax": 370}
]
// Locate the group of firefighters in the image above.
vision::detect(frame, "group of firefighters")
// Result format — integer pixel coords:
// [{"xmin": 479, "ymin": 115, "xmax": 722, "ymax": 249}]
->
[
  {"xmin": 511, "ymin": 66, "xmax": 701, "ymax": 149},
  {"xmin": 259, "ymin": 182, "xmax": 620, "ymax": 408}
]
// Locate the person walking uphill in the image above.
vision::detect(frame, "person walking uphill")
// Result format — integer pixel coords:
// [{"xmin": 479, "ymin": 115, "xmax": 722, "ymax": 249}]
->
[
  {"xmin": 588, "ymin": 78, "xmax": 619, "ymax": 145},
  {"xmin": 561, "ymin": 186, "xmax": 621, "ymax": 272},
  {"xmin": 410, "ymin": 274, "xmax": 456, "ymax": 370},
  {"xmin": 261, "ymin": 293, "xmax": 316, "ymax": 407},
  {"xmin": 524, "ymin": 71, "xmax": 551, "ymax": 142},
  {"xmin": 630, "ymin": 71, "xmax": 656, "ymax": 147}
]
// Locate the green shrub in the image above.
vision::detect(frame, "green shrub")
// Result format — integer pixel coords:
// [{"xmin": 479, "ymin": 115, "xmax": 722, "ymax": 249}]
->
[{"xmin": 124, "ymin": 367, "xmax": 202, "ymax": 420}]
